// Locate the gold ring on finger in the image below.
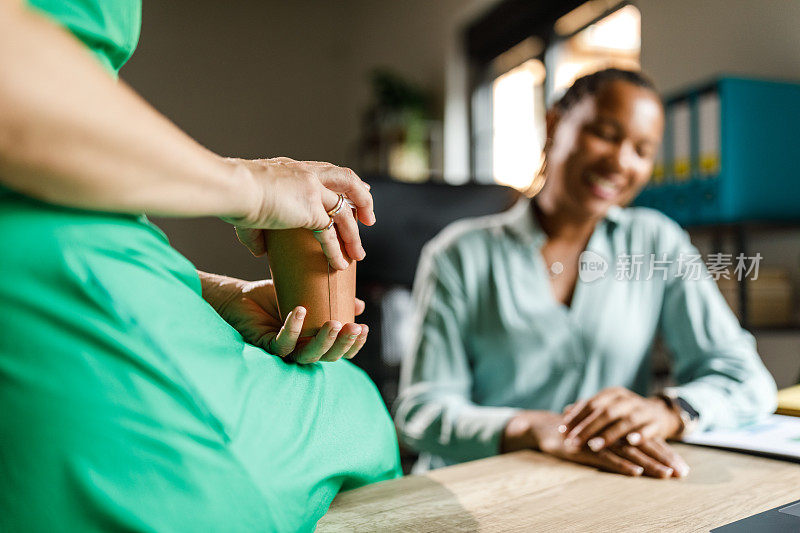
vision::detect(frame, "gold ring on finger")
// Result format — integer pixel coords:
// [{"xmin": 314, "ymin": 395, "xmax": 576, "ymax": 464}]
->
[
  {"xmin": 326, "ymin": 194, "xmax": 346, "ymax": 217},
  {"xmin": 313, "ymin": 216, "xmax": 335, "ymax": 233}
]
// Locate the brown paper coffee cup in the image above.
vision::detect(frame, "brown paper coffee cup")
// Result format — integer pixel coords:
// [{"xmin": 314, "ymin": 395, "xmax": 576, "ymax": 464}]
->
[{"xmin": 266, "ymin": 228, "xmax": 356, "ymax": 338}]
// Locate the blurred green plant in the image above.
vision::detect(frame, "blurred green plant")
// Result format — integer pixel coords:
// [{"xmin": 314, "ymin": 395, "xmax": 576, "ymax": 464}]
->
[
  {"xmin": 370, "ymin": 69, "xmax": 430, "ymax": 115},
  {"xmin": 361, "ymin": 69, "xmax": 435, "ymax": 182}
]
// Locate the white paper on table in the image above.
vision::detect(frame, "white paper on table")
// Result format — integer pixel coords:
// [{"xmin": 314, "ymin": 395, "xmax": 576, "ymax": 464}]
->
[{"xmin": 683, "ymin": 414, "xmax": 800, "ymax": 460}]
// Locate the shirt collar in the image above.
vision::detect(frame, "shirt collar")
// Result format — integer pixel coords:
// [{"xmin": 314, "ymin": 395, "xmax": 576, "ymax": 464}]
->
[{"xmin": 502, "ymin": 197, "xmax": 623, "ymax": 247}]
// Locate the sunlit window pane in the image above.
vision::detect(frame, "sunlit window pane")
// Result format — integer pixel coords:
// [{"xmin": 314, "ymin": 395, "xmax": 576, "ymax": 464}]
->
[
  {"xmin": 491, "ymin": 59, "xmax": 546, "ymax": 191},
  {"xmin": 550, "ymin": 5, "xmax": 641, "ymax": 101},
  {"xmin": 576, "ymin": 5, "xmax": 640, "ymax": 52}
]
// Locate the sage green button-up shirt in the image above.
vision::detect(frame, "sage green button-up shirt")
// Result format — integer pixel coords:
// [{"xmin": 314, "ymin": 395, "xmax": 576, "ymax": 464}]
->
[{"xmin": 394, "ymin": 199, "xmax": 777, "ymax": 472}]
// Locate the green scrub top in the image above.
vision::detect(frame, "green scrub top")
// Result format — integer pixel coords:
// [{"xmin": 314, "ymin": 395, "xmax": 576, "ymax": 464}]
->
[
  {"xmin": 0, "ymin": 2, "xmax": 401, "ymax": 531},
  {"xmin": 27, "ymin": 0, "xmax": 142, "ymax": 75}
]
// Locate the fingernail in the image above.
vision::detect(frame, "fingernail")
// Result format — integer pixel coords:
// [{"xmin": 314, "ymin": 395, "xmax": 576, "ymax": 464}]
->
[
  {"xmin": 557, "ymin": 424, "xmax": 568, "ymax": 434},
  {"xmin": 328, "ymin": 322, "xmax": 342, "ymax": 337},
  {"xmin": 662, "ymin": 468, "xmax": 674, "ymax": 478},
  {"xmin": 626, "ymin": 432, "xmax": 642, "ymax": 445},
  {"xmin": 564, "ymin": 438, "xmax": 579, "ymax": 450},
  {"xmin": 295, "ymin": 307, "xmax": 306, "ymax": 319},
  {"xmin": 675, "ymin": 464, "xmax": 690, "ymax": 478},
  {"xmin": 363, "ymin": 182, "xmax": 371, "ymax": 191},
  {"xmin": 587, "ymin": 437, "xmax": 605, "ymax": 452},
  {"xmin": 633, "ymin": 466, "xmax": 644, "ymax": 476}
]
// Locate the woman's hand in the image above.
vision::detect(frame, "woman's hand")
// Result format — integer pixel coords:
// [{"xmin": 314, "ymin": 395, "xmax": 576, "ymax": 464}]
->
[
  {"xmin": 223, "ymin": 157, "xmax": 375, "ymax": 271},
  {"xmin": 559, "ymin": 387, "xmax": 683, "ymax": 452},
  {"xmin": 199, "ymin": 271, "xmax": 369, "ymax": 364},
  {"xmin": 502, "ymin": 411, "xmax": 689, "ymax": 478},
  {"xmin": 0, "ymin": 7, "xmax": 373, "ymax": 270}
]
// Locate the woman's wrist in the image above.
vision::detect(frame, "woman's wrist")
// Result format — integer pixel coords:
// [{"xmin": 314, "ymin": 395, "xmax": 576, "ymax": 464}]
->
[
  {"xmin": 214, "ymin": 156, "xmax": 263, "ymax": 222},
  {"xmin": 650, "ymin": 396, "xmax": 684, "ymax": 439},
  {"xmin": 198, "ymin": 271, "xmax": 246, "ymax": 315},
  {"xmin": 501, "ymin": 413, "xmax": 534, "ymax": 453},
  {"xmin": 501, "ymin": 411, "xmax": 553, "ymax": 453}
]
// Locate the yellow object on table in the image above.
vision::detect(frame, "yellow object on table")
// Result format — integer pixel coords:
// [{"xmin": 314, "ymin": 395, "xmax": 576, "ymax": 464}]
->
[{"xmin": 777, "ymin": 384, "xmax": 800, "ymax": 417}]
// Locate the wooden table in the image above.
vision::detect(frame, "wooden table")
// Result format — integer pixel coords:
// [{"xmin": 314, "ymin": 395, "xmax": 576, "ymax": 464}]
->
[{"xmin": 317, "ymin": 444, "xmax": 800, "ymax": 532}]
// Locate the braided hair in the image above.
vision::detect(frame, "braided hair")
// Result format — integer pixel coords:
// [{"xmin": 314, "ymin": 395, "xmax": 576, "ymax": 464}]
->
[{"xmin": 552, "ymin": 68, "xmax": 659, "ymax": 114}]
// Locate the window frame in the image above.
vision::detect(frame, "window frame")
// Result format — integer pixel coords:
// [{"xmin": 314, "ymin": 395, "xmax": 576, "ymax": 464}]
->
[{"xmin": 465, "ymin": 0, "xmax": 636, "ymax": 183}]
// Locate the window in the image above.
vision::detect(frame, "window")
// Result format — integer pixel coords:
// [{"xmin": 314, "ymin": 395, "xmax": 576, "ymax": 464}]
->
[
  {"xmin": 468, "ymin": 1, "xmax": 641, "ymax": 192},
  {"xmin": 492, "ymin": 59, "xmax": 546, "ymax": 190},
  {"xmin": 547, "ymin": 4, "xmax": 641, "ymax": 102}
]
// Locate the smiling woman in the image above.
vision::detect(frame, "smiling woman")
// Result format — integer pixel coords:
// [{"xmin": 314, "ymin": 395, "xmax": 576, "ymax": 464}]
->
[
  {"xmin": 394, "ymin": 68, "xmax": 777, "ymax": 477},
  {"xmin": 542, "ymin": 69, "xmax": 663, "ymax": 219}
]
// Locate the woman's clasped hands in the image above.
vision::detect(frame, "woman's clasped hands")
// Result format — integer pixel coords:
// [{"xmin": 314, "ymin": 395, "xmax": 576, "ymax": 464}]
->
[
  {"xmin": 205, "ymin": 156, "xmax": 376, "ymax": 363},
  {"xmin": 503, "ymin": 387, "xmax": 690, "ymax": 479}
]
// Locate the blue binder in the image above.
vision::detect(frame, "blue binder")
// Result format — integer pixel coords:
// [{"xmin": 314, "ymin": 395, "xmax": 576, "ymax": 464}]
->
[{"xmin": 633, "ymin": 76, "xmax": 800, "ymax": 226}]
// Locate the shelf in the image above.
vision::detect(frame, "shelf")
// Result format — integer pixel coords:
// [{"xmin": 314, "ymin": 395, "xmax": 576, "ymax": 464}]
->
[
  {"xmin": 685, "ymin": 220, "xmax": 800, "ymax": 233},
  {"xmin": 749, "ymin": 324, "xmax": 800, "ymax": 335}
]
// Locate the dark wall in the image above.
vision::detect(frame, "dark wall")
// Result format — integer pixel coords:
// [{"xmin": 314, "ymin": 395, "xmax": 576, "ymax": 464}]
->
[{"xmin": 122, "ymin": 0, "xmax": 356, "ymax": 280}]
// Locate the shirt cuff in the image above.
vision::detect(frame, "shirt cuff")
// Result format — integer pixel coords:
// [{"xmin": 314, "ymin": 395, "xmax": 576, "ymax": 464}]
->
[
  {"xmin": 449, "ymin": 405, "xmax": 521, "ymax": 459},
  {"xmin": 663, "ymin": 384, "xmax": 712, "ymax": 435},
  {"xmin": 659, "ymin": 390, "xmax": 700, "ymax": 438}
]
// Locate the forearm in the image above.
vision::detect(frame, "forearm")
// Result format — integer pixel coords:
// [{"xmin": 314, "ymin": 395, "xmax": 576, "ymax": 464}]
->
[
  {"xmin": 665, "ymin": 364, "xmax": 777, "ymax": 432},
  {"xmin": 198, "ymin": 271, "xmax": 247, "ymax": 314},
  {"xmin": 0, "ymin": 2, "xmax": 254, "ymax": 218},
  {"xmin": 394, "ymin": 390, "xmax": 519, "ymax": 462},
  {"xmin": 663, "ymin": 289, "xmax": 777, "ymax": 430},
  {"xmin": 659, "ymin": 225, "xmax": 778, "ymax": 432}
]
